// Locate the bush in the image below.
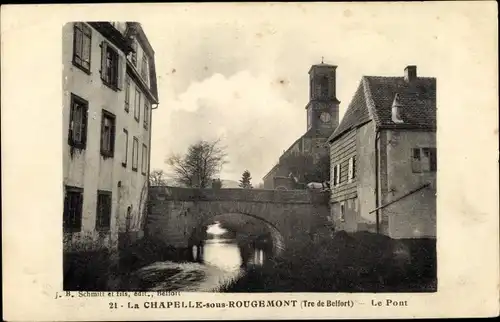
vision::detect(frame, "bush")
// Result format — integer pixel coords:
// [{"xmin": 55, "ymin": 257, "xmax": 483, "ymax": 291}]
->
[{"xmin": 221, "ymin": 231, "xmax": 437, "ymax": 293}]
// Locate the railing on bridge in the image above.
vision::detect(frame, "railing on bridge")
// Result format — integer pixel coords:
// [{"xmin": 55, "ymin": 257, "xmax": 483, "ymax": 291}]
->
[{"xmin": 149, "ymin": 186, "xmax": 330, "ymax": 205}]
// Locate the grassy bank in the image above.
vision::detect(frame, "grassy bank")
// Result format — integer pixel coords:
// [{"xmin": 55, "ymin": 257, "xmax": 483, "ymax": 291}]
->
[
  {"xmin": 221, "ymin": 231, "xmax": 437, "ymax": 293},
  {"xmin": 116, "ymin": 238, "xmax": 192, "ymax": 290}
]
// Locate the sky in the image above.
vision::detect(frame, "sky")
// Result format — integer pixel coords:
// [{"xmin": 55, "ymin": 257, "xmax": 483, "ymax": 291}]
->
[{"xmin": 141, "ymin": 3, "xmax": 449, "ymax": 183}]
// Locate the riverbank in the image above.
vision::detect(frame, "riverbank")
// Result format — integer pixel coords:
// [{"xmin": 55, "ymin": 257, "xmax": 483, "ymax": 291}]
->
[{"xmin": 221, "ymin": 231, "xmax": 437, "ymax": 292}]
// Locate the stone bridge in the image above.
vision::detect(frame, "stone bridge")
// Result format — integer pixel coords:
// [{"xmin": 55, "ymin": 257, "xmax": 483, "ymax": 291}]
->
[{"xmin": 146, "ymin": 186, "xmax": 331, "ymax": 255}]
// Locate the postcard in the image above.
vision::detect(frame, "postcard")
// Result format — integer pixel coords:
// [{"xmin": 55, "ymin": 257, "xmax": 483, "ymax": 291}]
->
[{"xmin": 1, "ymin": 2, "xmax": 499, "ymax": 320}]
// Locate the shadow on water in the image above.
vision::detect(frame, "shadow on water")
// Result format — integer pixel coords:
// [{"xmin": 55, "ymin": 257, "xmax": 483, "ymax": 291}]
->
[{"xmin": 130, "ymin": 222, "xmax": 275, "ymax": 292}]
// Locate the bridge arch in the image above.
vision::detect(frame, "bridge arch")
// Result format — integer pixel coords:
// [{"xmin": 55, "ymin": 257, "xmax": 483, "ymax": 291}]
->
[{"xmin": 187, "ymin": 211, "xmax": 285, "ymax": 258}]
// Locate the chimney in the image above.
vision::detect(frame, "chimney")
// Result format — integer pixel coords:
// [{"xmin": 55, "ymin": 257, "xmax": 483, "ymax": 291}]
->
[{"xmin": 404, "ymin": 65, "xmax": 417, "ymax": 82}]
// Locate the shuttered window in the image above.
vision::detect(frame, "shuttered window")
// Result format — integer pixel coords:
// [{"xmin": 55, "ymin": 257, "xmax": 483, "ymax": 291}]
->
[
  {"xmin": 100, "ymin": 41, "xmax": 124, "ymax": 90},
  {"xmin": 68, "ymin": 94, "xmax": 88, "ymax": 149},
  {"xmin": 412, "ymin": 147, "xmax": 437, "ymax": 173},
  {"xmin": 63, "ymin": 186, "xmax": 83, "ymax": 232},
  {"xmin": 72, "ymin": 22, "xmax": 92, "ymax": 73},
  {"xmin": 96, "ymin": 191, "xmax": 112, "ymax": 231},
  {"xmin": 100, "ymin": 110, "xmax": 116, "ymax": 157},
  {"xmin": 348, "ymin": 156, "xmax": 357, "ymax": 183},
  {"xmin": 333, "ymin": 164, "xmax": 341, "ymax": 186}
]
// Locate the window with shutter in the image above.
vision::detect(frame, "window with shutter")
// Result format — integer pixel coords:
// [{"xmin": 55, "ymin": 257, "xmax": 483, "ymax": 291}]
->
[
  {"xmin": 63, "ymin": 186, "xmax": 83, "ymax": 232},
  {"xmin": 100, "ymin": 110, "xmax": 116, "ymax": 157},
  {"xmin": 411, "ymin": 147, "xmax": 437, "ymax": 173},
  {"xmin": 68, "ymin": 94, "xmax": 88, "ymax": 149},
  {"xmin": 72, "ymin": 22, "xmax": 92, "ymax": 73},
  {"xmin": 337, "ymin": 164, "xmax": 341, "ymax": 185},
  {"xmin": 100, "ymin": 41, "xmax": 120, "ymax": 90}
]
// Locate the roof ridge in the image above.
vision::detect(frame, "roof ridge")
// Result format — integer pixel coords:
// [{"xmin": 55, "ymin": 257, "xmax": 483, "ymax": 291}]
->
[{"xmin": 363, "ymin": 75, "xmax": 437, "ymax": 80}]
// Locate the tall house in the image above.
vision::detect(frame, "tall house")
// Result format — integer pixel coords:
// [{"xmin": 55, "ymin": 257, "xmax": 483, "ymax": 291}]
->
[
  {"xmin": 62, "ymin": 22, "xmax": 159, "ymax": 255},
  {"xmin": 328, "ymin": 66, "xmax": 436, "ymax": 239},
  {"xmin": 262, "ymin": 63, "xmax": 340, "ymax": 190}
]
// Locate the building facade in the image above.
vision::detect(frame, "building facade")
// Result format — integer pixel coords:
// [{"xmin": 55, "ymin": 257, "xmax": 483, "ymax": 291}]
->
[
  {"xmin": 62, "ymin": 22, "xmax": 159, "ymax": 258},
  {"xmin": 262, "ymin": 63, "xmax": 340, "ymax": 189},
  {"xmin": 328, "ymin": 66, "xmax": 436, "ymax": 239}
]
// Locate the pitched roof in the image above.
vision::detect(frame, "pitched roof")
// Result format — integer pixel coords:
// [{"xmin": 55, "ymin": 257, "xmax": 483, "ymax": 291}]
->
[{"xmin": 329, "ymin": 75, "xmax": 436, "ymax": 142}]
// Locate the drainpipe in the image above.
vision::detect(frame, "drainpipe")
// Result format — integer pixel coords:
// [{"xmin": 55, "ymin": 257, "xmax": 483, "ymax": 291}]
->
[
  {"xmin": 143, "ymin": 102, "xmax": 158, "ymax": 235},
  {"xmin": 374, "ymin": 129, "xmax": 380, "ymax": 234}
]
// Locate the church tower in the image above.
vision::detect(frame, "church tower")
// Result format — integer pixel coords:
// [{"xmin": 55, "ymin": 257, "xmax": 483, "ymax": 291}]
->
[{"xmin": 305, "ymin": 62, "xmax": 340, "ymax": 138}]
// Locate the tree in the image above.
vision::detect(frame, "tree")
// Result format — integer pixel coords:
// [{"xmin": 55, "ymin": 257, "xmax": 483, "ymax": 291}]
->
[
  {"xmin": 280, "ymin": 152, "xmax": 330, "ymax": 188},
  {"xmin": 166, "ymin": 138, "xmax": 228, "ymax": 188},
  {"xmin": 211, "ymin": 178, "xmax": 223, "ymax": 189},
  {"xmin": 149, "ymin": 169, "xmax": 168, "ymax": 186},
  {"xmin": 239, "ymin": 170, "xmax": 253, "ymax": 189}
]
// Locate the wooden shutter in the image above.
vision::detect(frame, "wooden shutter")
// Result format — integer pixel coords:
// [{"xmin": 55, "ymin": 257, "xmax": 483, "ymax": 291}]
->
[
  {"xmin": 82, "ymin": 104, "xmax": 88, "ymax": 146},
  {"xmin": 63, "ymin": 191, "xmax": 70, "ymax": 230},
  {"xmin": 75, "ymin": 193, "xmax": 83, "ymax": 230},
  {"xmin": 348, "ymin": 158, "xmax": 353, "ymax": 182},
  {"xmin": 411, "ymin": 148, "xmax": 422, "ymax": 173},
  {"xmin": 117, "ymin": 54, "xmax": 124, "ymax": 90},
  {"xmin": 352, "ymin": 156, "xmax": 356, "ymax": 179},
  {"xmin": 430, "ymin": 148, "xmax": 437, "ymax": 171},
  {"xmin": 100, "ymin": 41, "xmax": 108, "ymax": 81},
  {"xmin": 110, "ymin": 117, "xmax": 116, "ymax": 155},
  {"xmin": 337, "ymin": 164, "xmax": 341, "ymax": 184}
]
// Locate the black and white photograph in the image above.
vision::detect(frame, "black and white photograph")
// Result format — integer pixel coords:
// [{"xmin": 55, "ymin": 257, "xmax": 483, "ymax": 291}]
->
[
  {"xmin": 63, "ymin": 20, "xmax": 437, "ymax": 293},
  {"xmin": 2, "ymin": 2, "xmax": 498, "ymax": 320}
]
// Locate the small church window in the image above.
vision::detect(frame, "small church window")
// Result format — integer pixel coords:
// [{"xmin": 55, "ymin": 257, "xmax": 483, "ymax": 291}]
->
[{"xmin": 315, "ymin": 75, "xmax": 329, "ymax": 98}]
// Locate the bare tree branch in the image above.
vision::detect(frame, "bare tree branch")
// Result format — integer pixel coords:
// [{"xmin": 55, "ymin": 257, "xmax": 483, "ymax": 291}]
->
[{"xmin": 165, "ymin": 138, "xmax": 228, "ymax": 188}]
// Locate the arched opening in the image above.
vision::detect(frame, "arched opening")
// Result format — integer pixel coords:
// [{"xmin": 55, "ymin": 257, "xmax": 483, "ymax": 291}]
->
[{"xmin": 188, "ymin": 212, "xmax": 284, "ymax": 271}]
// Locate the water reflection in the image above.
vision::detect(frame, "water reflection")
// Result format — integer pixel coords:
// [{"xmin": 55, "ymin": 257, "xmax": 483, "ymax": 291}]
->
[{"xmin": 194, "ymin": 238, "xmax": 267, "ymax": 270}]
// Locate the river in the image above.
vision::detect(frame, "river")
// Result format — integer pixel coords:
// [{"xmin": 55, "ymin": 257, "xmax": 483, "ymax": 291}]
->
[{"xmin": 132, "ymin": 237, "xmax": 267, "ymax": 292}]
